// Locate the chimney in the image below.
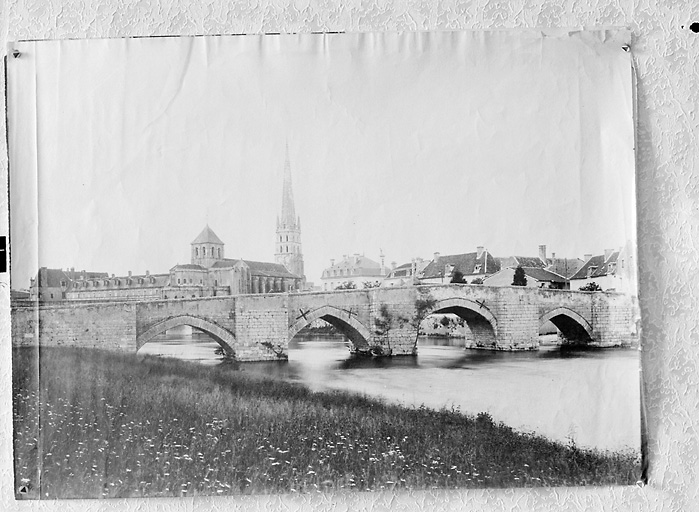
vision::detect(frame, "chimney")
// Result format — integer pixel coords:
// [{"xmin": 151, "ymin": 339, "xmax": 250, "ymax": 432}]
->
[
  {"xmin": 128, "ymin": 270, "xmax": 132, "ymax": 277},
  {"xmin": 81, "ymin": 270, "xmax": 86, "ymax": 280},
  {"xmin": 584, "ymin": 254, "xmax": 592, "ymax": 262},
  {"xmin": 604, "ymin": 249, "xmax": 613, "ymax": 261},
  {"xmin": 538, "ymin": 244, "xmax": 547, "ymax": 262},
  {"xmin": 353, "ymin": 253, "xmax": 360, "ymax": 264},
  {"xmin": 391, "ymin": 261, "xmax": 397, "ymax": 270},
  {"xmin": 330, "ymin": 259, "xmax": 335, "ymax": 267},
  {"xmin": 434, "ymin": 252, "xmax": 440, "ymax": 262},
  {"xmin": 146, "ymin": 270, "xmax": 150, "ymax": 276},
  {"xmin": 476, "ymin": 246, "xmax": 484, "ymax": 258},
  {"xmin": 551, "ymin": 252, "xmax": 556, "ymax": 260},
  {"xmin": 111, "ymin": 274, "xmax": 115, "ymax": 278}
]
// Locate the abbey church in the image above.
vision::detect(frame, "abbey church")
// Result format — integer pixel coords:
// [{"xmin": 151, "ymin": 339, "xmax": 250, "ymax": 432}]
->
[{"xmin": 29, "ymin": 148, "xmax": 306, "ymax": 302}]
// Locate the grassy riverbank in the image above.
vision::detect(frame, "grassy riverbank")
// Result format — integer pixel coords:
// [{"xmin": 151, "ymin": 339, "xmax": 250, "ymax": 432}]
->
[{"xmin": 13, "ymin": 347, "xmax": 640, "ymax": 498}]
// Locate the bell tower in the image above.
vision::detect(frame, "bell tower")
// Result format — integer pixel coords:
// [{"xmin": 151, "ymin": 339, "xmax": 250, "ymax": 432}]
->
[
  {"xmin": 191, "ymin": 225, "xmax": 225, "ymax": 268},
  {"xmin": 275, "ymin": 143, "xmax": 305, "ymax": 282}
]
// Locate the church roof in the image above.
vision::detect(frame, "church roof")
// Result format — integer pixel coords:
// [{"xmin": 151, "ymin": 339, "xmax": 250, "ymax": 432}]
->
[
  {"xmin": 191, "ymin": 225, "xmax": 224, "ymax": 245},
  {"xmin": 210, "ymin": 258, "xmax": 300, "ymax": 279},
  {"xmin": 245, "ymin": 260, "xmax": 301, "ymax": 279},
  {"xmin": 170, "ymin": 264, "xmax": 206, "ymax": 271}
]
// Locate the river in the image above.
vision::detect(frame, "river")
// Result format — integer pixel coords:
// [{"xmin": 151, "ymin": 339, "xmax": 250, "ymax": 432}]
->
[{"xmin": 139, "ymin": 332, "xmax": 641, "ymax": 453}]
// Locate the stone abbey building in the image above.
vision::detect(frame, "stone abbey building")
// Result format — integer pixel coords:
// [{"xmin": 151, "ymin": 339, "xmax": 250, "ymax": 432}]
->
[{"xmin": 28, "ymin": 148, "xmax": 305, "ymax": 302}]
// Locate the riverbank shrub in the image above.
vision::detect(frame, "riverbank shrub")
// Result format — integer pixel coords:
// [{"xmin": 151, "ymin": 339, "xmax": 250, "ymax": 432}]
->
[{"xmin": 13, "ymin": 347, "xmax": 640, "ymax": 498}]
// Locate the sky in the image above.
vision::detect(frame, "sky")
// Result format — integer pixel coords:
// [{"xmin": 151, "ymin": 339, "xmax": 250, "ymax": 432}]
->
[{"xmin": 8, "ymin": 30, "xmax": 635, "ymax": 289}]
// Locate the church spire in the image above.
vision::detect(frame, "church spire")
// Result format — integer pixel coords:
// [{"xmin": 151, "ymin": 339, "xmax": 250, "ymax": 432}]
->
[
  {"xmin": 275, "ymin": 142, "xmax": 305, "ymax": 283},
  {"xmin": 280, "ymin": 142, "xmax": 298, "ymax": 229}
]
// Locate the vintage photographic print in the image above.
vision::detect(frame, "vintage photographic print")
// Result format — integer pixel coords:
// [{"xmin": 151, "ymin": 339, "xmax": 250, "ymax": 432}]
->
[{"xmin": 8, "ymin": 30, "xmax": 641, "ymax": 498}]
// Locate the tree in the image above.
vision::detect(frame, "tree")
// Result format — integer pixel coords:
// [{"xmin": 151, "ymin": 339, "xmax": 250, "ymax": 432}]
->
[
  {"xmin": 362, "ymin": 281, "xmax": 381, "ymax": 289},
  {"xmin": 450, "ymin": 270, "xmax": 466, "ymax": 284},
  {"xmin": 512, "ymin": 266, "xmax": 527, "ymax": 286},
  {"xmin": 335, "ymin": 281, "xmax": 357, "ymax": 290},
  {"xmin": 579, "ymin": 281, "xmax": 603, "ymax": 291},
  {"xmin": 471, "ymin": 277, "xmax": 484, "ymax": 285}
]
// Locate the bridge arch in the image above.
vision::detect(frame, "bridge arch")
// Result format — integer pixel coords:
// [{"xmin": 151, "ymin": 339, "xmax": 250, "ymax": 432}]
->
[
  {"xmin": 137, "ymin": 315, "xmax": 236, "ymax": 355},
  {"xmin": 427, "ymin": 297, "xmax": 498, "ymax": 348},
  {"xmin": 540, "ymin": 307, "xmax": 594, "ymax": 345},
  {"xmin": 289, "ymin": 305, "xmax": 372, "ymax": 350}
]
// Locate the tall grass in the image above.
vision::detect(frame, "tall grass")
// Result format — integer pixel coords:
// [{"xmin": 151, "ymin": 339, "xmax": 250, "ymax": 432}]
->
[{"xmin": 13, "ymin": 347, "xmax": 640, "ymax": 498}]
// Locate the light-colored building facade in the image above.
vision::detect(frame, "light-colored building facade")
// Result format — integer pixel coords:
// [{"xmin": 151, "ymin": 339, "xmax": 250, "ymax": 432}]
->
[
  {"xmin": 569, "ymin": 243, "xmax": 637, "ymax": 295},
  {"xmin": 321, "ymin": 254, "xmax": 386, "ymax": 290}
]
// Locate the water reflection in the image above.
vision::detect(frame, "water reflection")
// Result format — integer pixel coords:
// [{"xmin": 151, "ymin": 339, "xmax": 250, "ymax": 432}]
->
[{"xmin": 139, "ymin": 331, "xmax": 641, "ymax": 452}]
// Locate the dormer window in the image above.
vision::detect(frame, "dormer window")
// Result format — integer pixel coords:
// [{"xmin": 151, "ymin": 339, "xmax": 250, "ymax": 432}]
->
[
  {"xmin": 587, "ymin": 266, "xmax": 597, "ymax": 277},
  {"xmin": 60, "ymin": 280, "xmax": 66, "ymax": 287},
  {"xmin": 138, "ymin": 278, "xmax": 144, "ymax": 284},
  {"xmin": 474, "ymin": 264, "xmax": 482, "ymax": 273}
]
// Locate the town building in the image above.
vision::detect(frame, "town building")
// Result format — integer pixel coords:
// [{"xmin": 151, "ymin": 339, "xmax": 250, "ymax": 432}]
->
[
  {"xmin": 569, "ymin": 244, "xmax": 637, "ymax": 295},
  {"xmin": 417, "ymin": 247, "xmax": 501, "ymax": 284},
  {"xmin": 483, "ymin": 266, "xmax": 569, "ymax": 289},
  {"xmin": 497, "ymin": 245, "xmax": 583, "ymax": 279},
  {"xmin": 381, "ymin": 258, "xmax": 429, "ymax": 287},
  {"xmin": 320, "ymin": 254, "xmax": 386, "ymax": 290},
  {"xmin": 27, "ymin": 146, "xmax": 305, "ymax": 302}
]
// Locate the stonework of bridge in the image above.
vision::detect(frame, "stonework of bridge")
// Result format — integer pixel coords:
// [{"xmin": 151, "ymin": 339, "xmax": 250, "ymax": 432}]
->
[{"xmin": 11, "ymin": 284, "xmax": 637, "ymax": 362}]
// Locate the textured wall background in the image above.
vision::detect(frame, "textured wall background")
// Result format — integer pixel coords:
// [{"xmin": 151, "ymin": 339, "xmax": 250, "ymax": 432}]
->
[{"xmin": 1, "ymin": 0, "xmax": 697, "ymax": 510}]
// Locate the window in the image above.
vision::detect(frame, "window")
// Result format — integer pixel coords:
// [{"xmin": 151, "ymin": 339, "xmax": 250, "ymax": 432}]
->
[
  {"xmin": 60, "ymin": 280, "xmax": 66, "ymax": 287},
  {"xmin": 474, "ymin": 264, "xmax": 482, "ymax": 273},
  {"xmin": 218, "ymin": 248, "xmax": 221, "ymax": 258},
  {"xmin": 195, "ymin": 248, "xmax": 199, "ymax": 257},
  {"xmin": 177, "ymin": 278, "xmax": 181, "ymax": 284},
  {"xmin": 189, "ymin": 279, "xmax": 192, "ymax": 284},
  {"xmin": 286, "ymin": 245, "xmax": 288, "ymax": 252},
  {"xmin": 286, "ymin": 235, "xmax": 289, "ymax": 242},
  {"xmin": 587, "ymin": 266, "xmax": 597, "ymax": 278}
]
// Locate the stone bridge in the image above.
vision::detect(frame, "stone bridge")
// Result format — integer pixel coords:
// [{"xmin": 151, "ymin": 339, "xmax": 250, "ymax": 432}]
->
[{"xmin": 12, "ymin": 284, "xmax": 637, "ymax": 361}]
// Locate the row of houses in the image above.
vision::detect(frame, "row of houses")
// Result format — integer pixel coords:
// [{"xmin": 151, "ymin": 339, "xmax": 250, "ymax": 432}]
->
[{"xmin": 320, "ymin": 244, "xmax": 637, "ymax": 295}]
